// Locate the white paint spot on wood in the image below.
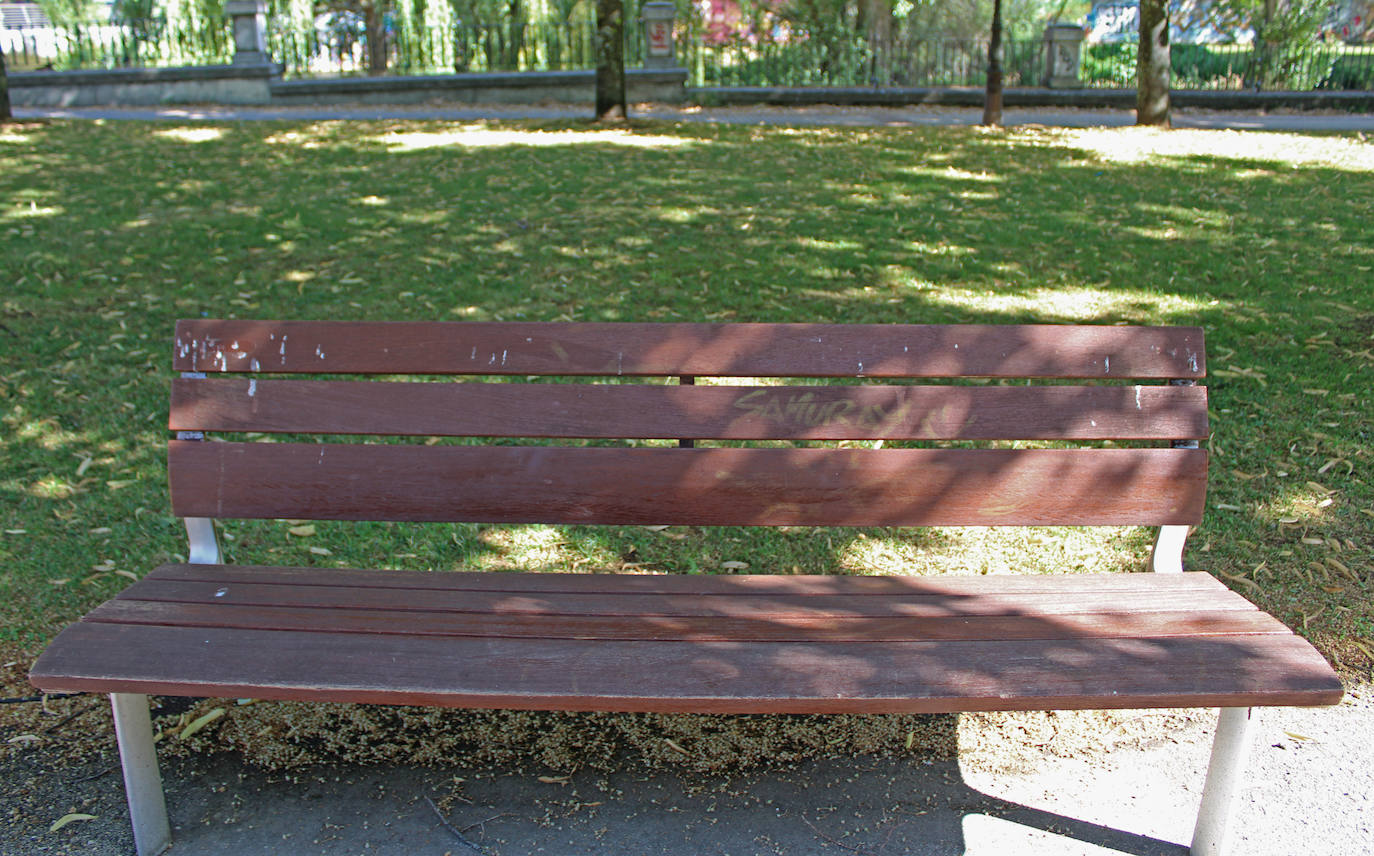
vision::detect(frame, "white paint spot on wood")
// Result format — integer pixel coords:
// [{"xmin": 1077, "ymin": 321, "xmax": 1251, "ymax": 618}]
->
[
  {"xmin": 1188, "ymin": 352, "xmax": 1200, "ymax": 373},
  {"xmin": 1135, "ymin": 386, "xmax": 1143, "ymax": 409},
  {"xmin": 231, "ymin": 341, "xmax": 239, "ymax": 350},
  {"xmin": 315, "ymin": 346, "xmax": 326, "ymax": 360},
  {"xmin": 250, "ymin": 359, "xmax": 260, "ymax": 372},
  {"xmin": 1104, "ymin": 356, "xmax": 1110, "ymax": 374},
  {"xmin": 214, "ymin": 588, "xmax": 227, "ymax": 598},
  {"xmin": 471, "ymin": 347, "xmax": 478, "ymax": 360},
  {"xmin": 617, "ymin": 352, "xmax": 624, "ymax": 376},
  {"xmin": 501, "ymin": 349, "xmax": 508, "ymax": 366},
  {"xmin": 279, "ymin": 336, "xmax": 288, "ymax": 363},
  {"xmin": 247, "ymin": 379, "xmax": 257, "ymax": 397}
]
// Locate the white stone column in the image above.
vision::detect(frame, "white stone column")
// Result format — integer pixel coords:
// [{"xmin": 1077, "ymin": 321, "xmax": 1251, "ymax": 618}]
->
[
  {"xmin": 642, "ymin": 2, "xmax": 677, "ymax": 70},
  {"xmin": 1042, "ymin": 23, "xmax": 1085, "ymax": 88},
  {"xmin": 226, "ymin": 0, "xmax": 271, "ymax": 66}
]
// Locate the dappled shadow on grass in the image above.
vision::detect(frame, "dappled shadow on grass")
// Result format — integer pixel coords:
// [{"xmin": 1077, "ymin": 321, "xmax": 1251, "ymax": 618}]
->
[{"xmin": 0, "ymin": 119, "xmax": 1371, "ymax": 660}]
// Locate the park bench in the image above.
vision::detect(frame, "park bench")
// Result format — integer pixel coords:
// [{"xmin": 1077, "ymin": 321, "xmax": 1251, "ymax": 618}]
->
[{"xmin": 31, "ymin": 320, "xmax": 1341, "ymax": 856}]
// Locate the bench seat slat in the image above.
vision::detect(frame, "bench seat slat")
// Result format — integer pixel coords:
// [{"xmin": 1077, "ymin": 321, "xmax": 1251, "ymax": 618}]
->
[
  {"xmin": 87, "ymin": 598, "xmax": 1293, "ymax": 643},
  {"xmin": 169, "ymin": 442, "xmax": 1208, "ymax": 527},
  {"xmin": 114, "ymin": 579, "xmax": 1259, "ymax": 619},
  {"xmin": 144, "ymin": 564, "xmax": 1237, "ymax": 595},
  {"xmin": 170, "ymin": 380, "xmax": 1210, "ymax": 441},
  {"xmin": 173, "ymin": 321, "xmax": 1206, "ymax": 379},
  {"xmin": 30, "ymin": 622, "xmax": 1341, "ymax": 714}
]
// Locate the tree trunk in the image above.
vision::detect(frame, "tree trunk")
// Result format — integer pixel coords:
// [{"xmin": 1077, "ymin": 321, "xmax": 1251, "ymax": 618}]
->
[
  {"xmin": 363, "ymin": 1, "xmax": 389, "ymax": 75},
  {"xmin": 594, "ymin": 0, "xmax": 626, "ymax": 121},
  {"xmin": 1136, "ymin": 0, "xmax": 1170, "ymax": 126},
  {"xmin": 982, "ymin": 0, "xmax": 1003, "ymax": 126},
  {"xmin": 0, "ymin": 42, "xmax": 11, "ymax": 122},
  {"xmin": 864, "ymin": 0, "xmax": 892, "ymax": 85}
]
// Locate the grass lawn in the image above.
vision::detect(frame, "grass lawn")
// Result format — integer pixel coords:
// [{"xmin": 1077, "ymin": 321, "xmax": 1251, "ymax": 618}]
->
[{"xmin": 1, "ymin": 118, "xmax": 1371, "ymax": 766}]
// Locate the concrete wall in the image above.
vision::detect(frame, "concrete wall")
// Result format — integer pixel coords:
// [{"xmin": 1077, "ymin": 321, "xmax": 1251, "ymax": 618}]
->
[
  {"xmin": 693, "ymin": 85, "xmax": 1374, "ymax": 112},
  {"xmin": 8, "ymin": 64, "xmax": 278, "ymax": 107},
  {"xmin": 270, "ymin": 69, "xmax": 689, "ymax": 106},
  {"xmin": 7, "ymin": 65, "xmax": 690, "ymax": 108}
]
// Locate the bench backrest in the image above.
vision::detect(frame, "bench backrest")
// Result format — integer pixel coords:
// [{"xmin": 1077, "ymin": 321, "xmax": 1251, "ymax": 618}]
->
[{"xmin": 168, "ymin": 321, "xmax": 1208, "ymax": 529}]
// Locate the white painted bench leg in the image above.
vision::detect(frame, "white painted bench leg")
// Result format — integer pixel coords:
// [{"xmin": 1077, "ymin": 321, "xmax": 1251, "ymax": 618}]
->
[
  {"xmin": 1191, "ymin": 707, "xmax": 1255, "ymax": 856},
  {"xmin": 111, "ymin": 693, "xmax": 171, "ymax": 856}
]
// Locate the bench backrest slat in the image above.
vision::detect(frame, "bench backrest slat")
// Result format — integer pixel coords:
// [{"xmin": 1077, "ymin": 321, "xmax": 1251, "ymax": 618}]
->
[
  {"xmin": 173, "ymin": 320, "xmax": 1206, "ymax": 379},
  {"xmin": 168, "ymin": 320, "xmax": 1208, "ymax": 531},
  {"xmin": 168, "ymin": 442, "xmax": 1207, "ymax": 527},
  {"xmin": 170, "ymin": 379, "xmax": 1209, "ymax": 441}
]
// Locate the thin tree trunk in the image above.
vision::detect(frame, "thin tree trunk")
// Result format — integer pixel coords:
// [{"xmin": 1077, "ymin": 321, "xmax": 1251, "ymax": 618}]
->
[
  {"xmin": 594, "ymin": 0, "xmax": 626, "ymax": 121},
  {"xmin": 982, "ymin": 0, "xmax": 1003, "ymax": 126},
  {"xmin": 1136, "ymin": 0, "xmax": 1170, "ymax": 126},
  {"xmin": 0, "ymin": 43, "xmax": 11, "ymax": 122},
  {"xmin": 364, "ymin": 1, "xmax": 389, "ymax": 75}
]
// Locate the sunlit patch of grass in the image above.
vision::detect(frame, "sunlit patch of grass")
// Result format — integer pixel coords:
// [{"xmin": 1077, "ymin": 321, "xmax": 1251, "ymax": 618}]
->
[
  {"xmin": 152, "ymin": 127, "xmax": 226, "ymax": 144},
  {"xmin": 839, "ymin": 527, "xmax": 1150, "ymax": 578},
  {"xmin": 1048, "ymin": 126, "xmax": 1374, "ymax": 170},
  {"xmin": 920, "ymin": 285, "xmax": 1217, "ymax": 323},
  {"xmin": 472, "ymin": 524, "xmax": 620, "ymax": 572},
  {"xmin": 370, "ymin": 126, "xmax": 699, "ymax": 152}
]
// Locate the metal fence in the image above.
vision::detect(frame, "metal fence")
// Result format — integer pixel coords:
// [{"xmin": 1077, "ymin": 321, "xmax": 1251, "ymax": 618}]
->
[
  {"xmin": 1, "ymin": 19, "xmax": 231, "ymax": 70},
  {"xmin": 1080, "ymin": 41, "xmax": 1374, "ymax": 90},
  {"xmin": 5, "ymin": 15, "xmax": 1374, "ymax": 92},
  {"xmin": 267, "ymin": 18, "xmax": 634, "ymax": 77},
  {"xmin": 679, "ymin": 27, "xmax": 1045, "ymax": 88}
]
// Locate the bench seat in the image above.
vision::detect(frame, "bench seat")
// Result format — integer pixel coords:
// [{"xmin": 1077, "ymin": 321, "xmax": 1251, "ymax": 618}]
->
[{"xmin": 31, "ymin": 564, "xmax": 1342, "ymax": 714}]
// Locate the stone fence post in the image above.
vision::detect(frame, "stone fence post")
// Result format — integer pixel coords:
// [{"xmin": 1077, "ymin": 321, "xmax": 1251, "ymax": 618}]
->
[
  {"xmin": 1042, "ymin": 23, "xmax": 1085, "ymax": 88},
  {"xmin": 226, "ymin": 0, "xmax": 271, "ymax": 66},
  {"xmin": 641, "ymin": 2, "xmax": 677, "ymax": 69}
]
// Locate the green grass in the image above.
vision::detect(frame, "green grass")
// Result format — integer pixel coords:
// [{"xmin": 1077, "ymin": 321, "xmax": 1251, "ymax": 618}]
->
[{"xmin": 1, "ymin": 118, "xmax": 1372, "ymax": 681}]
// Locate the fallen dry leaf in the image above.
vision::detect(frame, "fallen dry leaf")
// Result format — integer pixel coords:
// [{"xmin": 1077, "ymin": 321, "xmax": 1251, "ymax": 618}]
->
[{"xmin": 49, "ymin": 813, "xmax": 96, "ymax": 833}]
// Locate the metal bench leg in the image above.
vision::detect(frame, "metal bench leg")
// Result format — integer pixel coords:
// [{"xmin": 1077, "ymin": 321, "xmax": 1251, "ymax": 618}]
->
[
  {"xmin": 111, "ymin": 693, "xmax": 171, "ymax": 856},
  {"xmin": 1191, "ymin": 707, "xmax": 1254, "ymax": 856}
]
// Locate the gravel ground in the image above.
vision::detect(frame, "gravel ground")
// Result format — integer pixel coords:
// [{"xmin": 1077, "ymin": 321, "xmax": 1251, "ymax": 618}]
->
[{"xmin": 4, "ymin": 687, "xmax": 1368, "ymax": 856}]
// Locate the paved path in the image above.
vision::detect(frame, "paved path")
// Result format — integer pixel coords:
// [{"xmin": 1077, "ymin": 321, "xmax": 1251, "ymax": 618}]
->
[{"xmin": 16, "ymin": 102, "xmax": 1374, "ymax": 131}]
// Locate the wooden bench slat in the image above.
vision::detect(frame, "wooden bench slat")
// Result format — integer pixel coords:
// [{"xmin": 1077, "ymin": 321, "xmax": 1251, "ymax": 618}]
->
[
  {"xmin": 173, "ymin": 321, "xmax": 1207, "ymax": 379},
  {"xmin": 170, "ymin": 379, "xmax": 1210, "ymax": 441},
  {"xmin": 169, "ymin": 442, "xmax": 1208, "ymax": 527},
  {"xmin": 87, "ymin": 599, "xmax": 1290, "ymax": 643},
  {"xmin": 144, "ymin": 565, "xmax": 1232, "ymax": 596},
  {"xmin": 30, "ymin": 622, "xmax": 1342, "ymax": 713},
  {"xmin": 113, "ymin": 579, "xmax": 1256, "ymax": 620}
]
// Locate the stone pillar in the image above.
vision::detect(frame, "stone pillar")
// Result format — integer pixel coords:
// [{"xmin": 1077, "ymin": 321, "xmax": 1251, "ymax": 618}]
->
[
  {"xmin": 226, "ymin": 0, "xmax": 271, "ymax": 66},
  {"xmin": 1041, "ymin": 23, "xmax": 1085, "ymax": 88},
  {"xmin": 641, "ymin": 2, "xmax": 677, "ymax": 70}
]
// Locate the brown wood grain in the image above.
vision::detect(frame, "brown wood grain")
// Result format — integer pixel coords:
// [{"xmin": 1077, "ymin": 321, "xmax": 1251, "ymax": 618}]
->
[
  {"xmin": 168, "ymin": 442, "xmax": 1209, "ymax": 526},
  {"xmin": 169, "ymin": 379, "xmax": 1210, "ymax": 441},
  {"xmin": 113, "ymin": 579, "xmax": 1253, "ymax": 619},
  {"xmin": 143, "ymin": 565, "xmax": 1231, "ymax": 596},
  {"xmin": 172, "ymin": 320, "xmax": 1207, "ymax": 379},
  {"xmin": 29, "ymin": 622, "xmax": 1342, "ymax": 713},
  {"xmin": 86, "ymin": 599, "xmax": 1289, "ymax": 643}
]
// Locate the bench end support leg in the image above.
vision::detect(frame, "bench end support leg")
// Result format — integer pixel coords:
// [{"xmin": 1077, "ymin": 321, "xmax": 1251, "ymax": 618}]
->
[
  {"xmin": 1191, "ymin": 706, "xmax": 1254, "ymax": 856},
  {"xmin": 111, "ymin": 693, "xmax": 171, "ymax": 856}
]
